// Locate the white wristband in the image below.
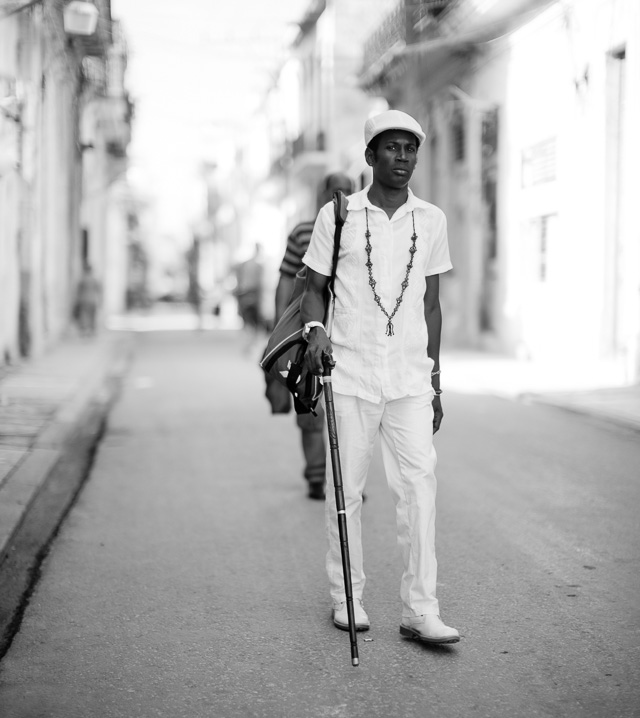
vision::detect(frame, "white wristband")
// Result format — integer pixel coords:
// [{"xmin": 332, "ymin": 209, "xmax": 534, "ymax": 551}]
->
[{"xmin": 302, "ymin": 321, "xmax": 325, "ymax": 340}]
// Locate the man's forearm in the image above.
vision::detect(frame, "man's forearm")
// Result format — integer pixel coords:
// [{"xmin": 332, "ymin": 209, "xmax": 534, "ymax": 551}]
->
[
  {"xmin": 300, "ymin": 268, "xmax": 333, "ymax": 373},
  {"xmin": 300, "ymin": 287, "xmax": 326, "ymax": 325},
  {"xmin": 425, "ymin": 302, "xmax": 442, "ymax": 390}
]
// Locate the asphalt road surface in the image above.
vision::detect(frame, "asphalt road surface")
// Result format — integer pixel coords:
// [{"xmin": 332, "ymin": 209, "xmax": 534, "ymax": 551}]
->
[{"xmin": 1, "ymin": 330, "xmax": 638, "ymax": 718}]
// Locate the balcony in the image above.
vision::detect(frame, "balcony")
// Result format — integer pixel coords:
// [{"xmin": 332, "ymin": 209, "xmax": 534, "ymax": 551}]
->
[
  {"xmin": 101, "ymin": 96, "xmax": 132, "ymax": 159},
  {"xmin": 82, "ymin": 57, "xmax": 108, "ymax": 95},
  {"xmin": 362, "ymin": 0, "xmax": 556, "ymax": 94},
  {"xmin": 271, "ymin": 130, "xmax": 329, "ymax": 185},
  {"xmin": 362, "ymin": 4, "xmax": 405, "ymax": 76},
  {"xmin": 361, "ymin": 0, "xmax": 456, "ymax": 90}
]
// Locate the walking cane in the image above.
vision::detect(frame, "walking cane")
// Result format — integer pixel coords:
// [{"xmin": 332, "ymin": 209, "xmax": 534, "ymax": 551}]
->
[{"xmin": 322, "ymin": 355, "xmax": 359, "ymax": 667}]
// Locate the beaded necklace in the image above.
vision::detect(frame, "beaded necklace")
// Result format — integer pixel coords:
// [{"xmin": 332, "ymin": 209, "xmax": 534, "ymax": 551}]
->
[{"xmin": 364, "ymin": 207, "xmax": 418, "ymax": 337}]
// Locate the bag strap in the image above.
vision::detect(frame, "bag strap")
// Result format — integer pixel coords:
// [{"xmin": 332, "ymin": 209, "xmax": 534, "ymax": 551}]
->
[{"xmin": 329, "ymin": 190, "xmax": 348, "ymax": 298}]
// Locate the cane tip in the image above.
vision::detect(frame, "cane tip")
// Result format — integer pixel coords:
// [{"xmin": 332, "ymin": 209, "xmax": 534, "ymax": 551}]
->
[{"xmin": 352, "ymin": 657, "xmax": 359, "ymax": 667}]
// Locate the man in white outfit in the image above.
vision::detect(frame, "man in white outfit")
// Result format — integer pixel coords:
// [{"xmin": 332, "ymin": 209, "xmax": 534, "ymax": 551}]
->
[{"xmin": 300, "ymin": 110, "xmax": 460, "ymax": 644}]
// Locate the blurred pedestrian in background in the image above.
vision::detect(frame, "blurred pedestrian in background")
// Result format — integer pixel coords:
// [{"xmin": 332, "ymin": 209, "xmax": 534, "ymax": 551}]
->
[
  {"xmin": 74, "ymin": 264, "xmax": 101, "ymax": 338},
  {"xmin": 187, "ymin": 282, "xmax": 205, "ymax": 331},
  {"xmin": 187, "ymin": 240, "xmax": 205, "ymax": 330},
  {"xmin": 269, "ymin": 172, "xmax": 354, "ymax": 500},
  {"xmin": 234, "ymin": 243, "xmax": 264, "ymax": 354},
  {"xmin": 301, "ymin": 110, "xmax": 460, "ymax": 644}
]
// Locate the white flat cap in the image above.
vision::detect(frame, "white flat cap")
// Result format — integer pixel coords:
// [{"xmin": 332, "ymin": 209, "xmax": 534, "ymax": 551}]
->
[{"xmin": 364, "ymin": 110, "xmax": 426, "ymax": 148}]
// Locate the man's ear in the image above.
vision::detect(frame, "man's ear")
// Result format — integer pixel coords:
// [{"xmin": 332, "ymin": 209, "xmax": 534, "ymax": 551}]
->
[{"xmin": 364, "ymin": 146, "xmax": 374, "ymax": 167}]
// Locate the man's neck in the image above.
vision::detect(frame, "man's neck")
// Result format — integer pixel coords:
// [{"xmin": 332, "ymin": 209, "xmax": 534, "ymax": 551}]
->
[{"xmin": 367, "ymin": 184, "xmax": 409, "ymax": 219}]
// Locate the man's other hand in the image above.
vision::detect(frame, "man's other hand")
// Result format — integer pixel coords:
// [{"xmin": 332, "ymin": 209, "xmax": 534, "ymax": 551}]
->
[{"xmin": 432, "ymin": 396, "xmax": 443, "ymax": 434}]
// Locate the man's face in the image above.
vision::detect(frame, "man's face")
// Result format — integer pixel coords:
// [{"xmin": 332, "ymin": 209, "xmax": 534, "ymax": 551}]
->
[{"xmin": 366, "ymin": 130, "xmax": 419, "ymax": 189}]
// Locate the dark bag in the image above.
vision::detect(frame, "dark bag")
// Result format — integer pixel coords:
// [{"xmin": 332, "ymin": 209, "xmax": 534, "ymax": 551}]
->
[{"xmin": 260, "ymin": 191, "xmax": 348, "ymax": 415}]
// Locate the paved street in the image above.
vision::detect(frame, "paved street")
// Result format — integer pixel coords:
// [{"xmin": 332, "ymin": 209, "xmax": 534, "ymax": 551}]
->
[{"xmin": 0, "ymin": 329, "xmax": 639, "ymax": 718}]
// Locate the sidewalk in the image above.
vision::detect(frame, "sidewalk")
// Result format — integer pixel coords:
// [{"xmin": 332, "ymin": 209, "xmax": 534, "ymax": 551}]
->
[
  {"xmin": 442, "ymin": 349, "xmax": 640, "ymax": 432},
  {"xmin": 0, "ymin": 331, "xmax": 133, "ymax": 654}
]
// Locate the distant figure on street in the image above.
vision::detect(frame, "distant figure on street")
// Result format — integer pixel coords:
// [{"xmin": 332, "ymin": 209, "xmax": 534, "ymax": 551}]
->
[
  {"xmin": 187, "ymin": 282, "xmax": 204, "ymax": 331},
  {"xmin": 270, "ymin": 172, "xmax": 354, "ymax": 500},
  {"xmin": 234, "ymin": 243, "xmax": 264, "ymax": 353},
  {"xmin": 301, "ymin": 110, "xmax": 460, "ymax": 644},
  {"xmin": 187, "ymin": 241, "xmax": 205, "ymax": 330},
  {"xmin": 75, "ymin": 264, "xmax": 101, "ymax": 337}
]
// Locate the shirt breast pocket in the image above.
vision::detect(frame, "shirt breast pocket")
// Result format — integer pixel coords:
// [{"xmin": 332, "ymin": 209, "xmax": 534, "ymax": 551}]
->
[
  {"xmin": 331, "ymin": 308, "xmax": 358, "ymax": 351},
  {"xmin": 338, "ymin": 221, "xmax": 359, "ymax": 257}
]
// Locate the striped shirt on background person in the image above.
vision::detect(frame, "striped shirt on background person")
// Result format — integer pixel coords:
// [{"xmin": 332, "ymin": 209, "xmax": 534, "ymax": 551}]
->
[{"xmin": 279, "ymin": 220, "xmax": 316, "ymax": 277}]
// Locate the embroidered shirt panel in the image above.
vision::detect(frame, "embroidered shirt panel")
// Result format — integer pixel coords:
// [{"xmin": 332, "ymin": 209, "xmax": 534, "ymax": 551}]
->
[{"xmin": 302, "ymin": 186, "xmax": 453, "ymax": 403}]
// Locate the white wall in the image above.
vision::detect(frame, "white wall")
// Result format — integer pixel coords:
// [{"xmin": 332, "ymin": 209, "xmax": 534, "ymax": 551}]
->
[
  {"xmin": 458, "ymin": 0, "xmax": 640, "ymax": 373},
  {"xmin": 0, "ymin": 17, "xmax": 21, "ymax": 363}
]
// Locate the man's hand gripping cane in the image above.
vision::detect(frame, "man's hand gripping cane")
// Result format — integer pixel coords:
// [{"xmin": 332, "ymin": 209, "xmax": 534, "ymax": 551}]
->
[{"xmin": 305, "ymin": 326, "xmax": 334, "ymax": 375}]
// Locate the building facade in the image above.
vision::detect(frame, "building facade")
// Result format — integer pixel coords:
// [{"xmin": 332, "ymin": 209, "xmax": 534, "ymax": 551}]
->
[
  {"xmin": 0, "ymin": 0, "xmax": 132, "ymax": 367},
  {"xmin": 264, "ymin": 0, "xmax": 396, "ymax": 228},
  {"xmin": 362, "ymin": 0, "xmax": 640, "ymax": 379},
  {"xmin": 218, "ymin": 0, "xmax": 397, "ymax": 324}
]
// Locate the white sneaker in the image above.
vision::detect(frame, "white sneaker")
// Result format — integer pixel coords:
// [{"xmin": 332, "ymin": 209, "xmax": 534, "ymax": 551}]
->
[
  {"xmin": 400, "ymin": 614, "xmax": 460, "ymax": 644},
  {"xmin": 332, "ymin": 598, "xmax": 370, "ymax": 632}
]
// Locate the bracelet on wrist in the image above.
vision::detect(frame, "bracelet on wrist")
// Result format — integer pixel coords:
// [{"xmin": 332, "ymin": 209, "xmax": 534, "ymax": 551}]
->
[
  {"xmin": 431, "ymin": 369, "xmax": 441, "ymax": 377},
  {"xmin": 433, "ymin": 389, "xmax": 443, "ymax": 396},
  {"xmin": 302, "ymin": 321, "xmax": 325, "ymax": 340}
]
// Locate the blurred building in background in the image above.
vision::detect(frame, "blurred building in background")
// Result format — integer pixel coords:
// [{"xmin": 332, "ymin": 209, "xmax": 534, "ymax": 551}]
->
[
  {"xmin": 222, "ymin": 0, "xmax": 639, "ymax": 380},
  {"xmin": 0, "ymin": 0, "xmax": 134, "ymax": 366},
  {"xmin": 219, "ymin": 0, "xmax": 397, "ymax": 325},
  {"xmin": 5, "ymin": 0, "xmax": 635, "ymax": 381},
  {"xmin": 360, "ymin": 0, "xmax": 640, "ymax": 380},
  {"xmin": 80, "ymin": 16, "xmax": 133, "ymax": 317},
  {"xmin": 261, "ymin": 0, "xmax": 397, "ymax": 224}
]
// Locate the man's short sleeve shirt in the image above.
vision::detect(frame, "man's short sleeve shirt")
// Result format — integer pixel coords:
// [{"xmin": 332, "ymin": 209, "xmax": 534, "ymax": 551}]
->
[{"xmin": 303, "ymin": 186, "xmax": 452, "ymax": 403}]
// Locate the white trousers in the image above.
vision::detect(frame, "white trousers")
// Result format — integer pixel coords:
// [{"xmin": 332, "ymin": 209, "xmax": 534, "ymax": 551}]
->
[{"xmin": 325, "ymin": 392, "xmax": 439, "ymax": 618}]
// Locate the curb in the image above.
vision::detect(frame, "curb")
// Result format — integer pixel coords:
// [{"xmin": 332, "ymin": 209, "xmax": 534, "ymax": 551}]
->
[
  {"xmin": 0, "ymin": 335, "xmax": 134, "ymax": 658},
  {"xmin": 0, "ymin": 449, "xmax": 61, "ymax": 560},
  {"xmin": 521, "ymin": 392, "xmax": 640, "ymax": 434}
]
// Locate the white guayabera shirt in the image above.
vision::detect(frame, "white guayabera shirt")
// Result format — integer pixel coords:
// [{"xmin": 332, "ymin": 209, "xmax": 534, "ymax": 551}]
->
[{"xmin": 303, "ymin": 185, "xmax": 453, "ymax": 404}]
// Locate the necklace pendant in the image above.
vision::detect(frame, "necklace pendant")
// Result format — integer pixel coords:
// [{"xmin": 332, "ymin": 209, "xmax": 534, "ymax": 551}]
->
[{"xmin": 365, "ymin": 208, "xmax": 417, "ymax": 339}]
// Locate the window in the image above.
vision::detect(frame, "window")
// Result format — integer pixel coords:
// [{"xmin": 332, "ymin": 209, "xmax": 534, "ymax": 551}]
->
[
  {"xmin": 522, "ymin": 138, "xmax": 556, "ymax": 187},
  {"xmin": 530, "ymin": 214, "xmax": 557, "ymax": 282},
  {"xmin": 452, "ymin": 106, "xmax": 465, "ymax": 162}
]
